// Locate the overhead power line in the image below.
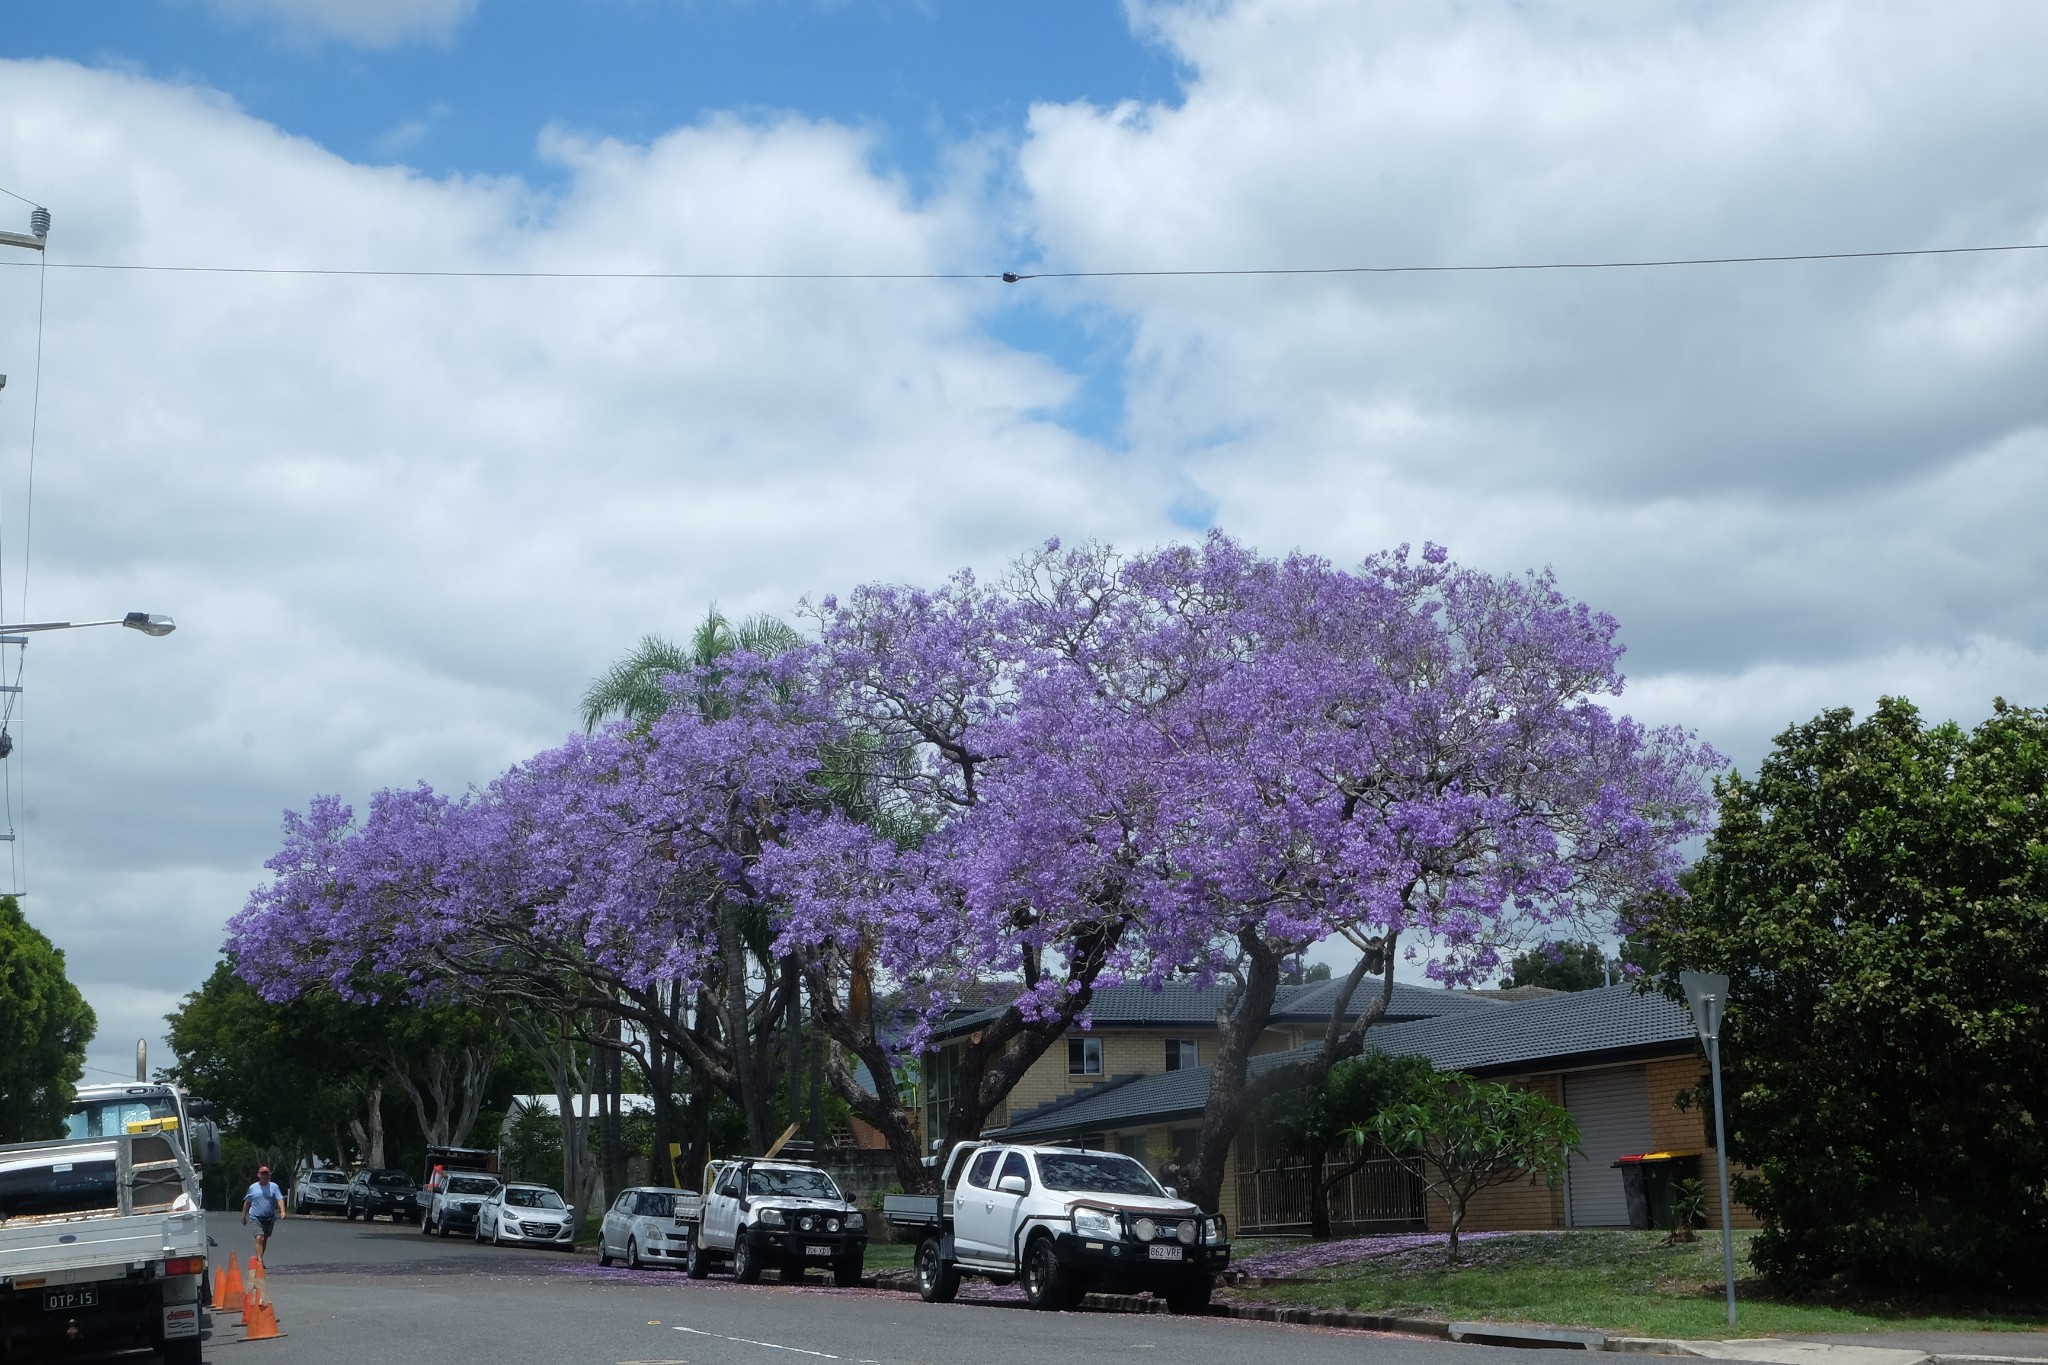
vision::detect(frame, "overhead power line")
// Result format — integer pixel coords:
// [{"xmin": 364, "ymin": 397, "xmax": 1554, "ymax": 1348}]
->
[{"xmin": 0, "ymin": 240, "xmax": 2041, "ymax": 284}]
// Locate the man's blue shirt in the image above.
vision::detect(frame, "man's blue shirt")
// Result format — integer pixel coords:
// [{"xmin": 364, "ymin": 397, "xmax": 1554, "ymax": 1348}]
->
[{"xmin": 245, "ymin": 1181, "xmax": 283, "ymax": 1219}]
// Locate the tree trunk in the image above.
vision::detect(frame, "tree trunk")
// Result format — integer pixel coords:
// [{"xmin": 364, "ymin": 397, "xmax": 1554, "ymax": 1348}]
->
[
  {"xmin": 347, "ymin": 1082, "xmax": 385, "ymax": 1168},
  {"xmin": 1308, "ymin": 1144, "xmax": 1331, "ymax": 1239},
  {"xmin": 1187, "ymin": 930, "xmax": 1402, "ymax": 1214},
  {"xmin": 784, "ymin": 957, "xmax": 802, "ymax": 1142},
  {"xmin": 719, "ymin": 895, "xmax": 769, "ymax": 1155}
]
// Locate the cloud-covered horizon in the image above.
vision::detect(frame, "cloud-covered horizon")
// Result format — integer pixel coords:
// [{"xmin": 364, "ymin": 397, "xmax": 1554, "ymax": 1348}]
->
[{"xmin": 1, "ymin": 0, "xmax": 2042, "ymax": 1082}]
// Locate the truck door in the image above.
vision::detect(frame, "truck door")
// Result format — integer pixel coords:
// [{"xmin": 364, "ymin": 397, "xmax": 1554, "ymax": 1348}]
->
[
  {"xmin": 708, "ymin": 1166, "xmax": 742, "ymax": 1249},
  {"xmin": 951, "ymin": 1148, "xmax": 1008, "ymax": 1262}
]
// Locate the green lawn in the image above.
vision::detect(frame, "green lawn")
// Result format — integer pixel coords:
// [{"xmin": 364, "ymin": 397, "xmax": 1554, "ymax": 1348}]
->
[
  {"xmin": 1228, "ymin": 1231, "xmax": 2048, "ymax": 1340},
  {"xmin": 864, "ymin": 1241, "xmax": 916, "ymax": 1270}
]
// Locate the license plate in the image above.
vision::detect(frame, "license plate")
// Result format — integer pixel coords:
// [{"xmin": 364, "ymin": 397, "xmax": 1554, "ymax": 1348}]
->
[
  {"xmin": 805, "ymin": 1244, "xmax": 832, "ymax": 1257},
  {"xmin": 1147, "ymin": 1244, "xmax": 1183, "ymax": 1261},
  {"xmin": 44, "ymin": 1288, "xmax": 99, "ymax": 1311}
]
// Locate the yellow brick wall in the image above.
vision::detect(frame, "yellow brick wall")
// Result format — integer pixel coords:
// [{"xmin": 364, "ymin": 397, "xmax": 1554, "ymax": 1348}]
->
[
  {"xmin": 1642, "ymin": 1055, "xmax": 1760, "ymax": 1230},
  {"xmin": 995, "ymin": 1027, "xmax": 1255, "ymax": 1127}
]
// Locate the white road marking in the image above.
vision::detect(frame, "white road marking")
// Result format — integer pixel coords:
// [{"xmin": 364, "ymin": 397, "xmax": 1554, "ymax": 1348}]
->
[{"xmin": 674, "ymin": 1325, "xmax": 840, "ymax": 1358}]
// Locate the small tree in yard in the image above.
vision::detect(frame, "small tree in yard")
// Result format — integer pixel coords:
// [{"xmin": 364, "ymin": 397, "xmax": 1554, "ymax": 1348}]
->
[
  {"xmin": 1365, "ymin": 1070, "xmax": 1580, "ymax": 1264},
  {"xmin": 1257, "ymin": 1051, "xmax": 1434, "ymax": 1238}
]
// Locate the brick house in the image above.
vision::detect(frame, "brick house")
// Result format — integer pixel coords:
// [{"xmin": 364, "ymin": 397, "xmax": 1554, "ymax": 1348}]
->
[{"xmin": 937, "ymin": 982, "xmax": 1753, "ymax": 1236}]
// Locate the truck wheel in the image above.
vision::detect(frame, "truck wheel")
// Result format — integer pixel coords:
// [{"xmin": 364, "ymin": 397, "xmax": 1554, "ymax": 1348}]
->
[
  {"xmin": 832, "ymin": 1251, "xmax": 864, "ymax": 1288},
  {"xmin": 1022, "ymin": 1236, "xmax": 1075, "ymax": 1311},
  {"xmin": 915, "ymin": 1236, "xmax": 959, "ymax": 1304},
  {"xmin": 733, "ymin": 1234, "xmax": 764, "ymax": 1284},
  {"xmin": 685, "ymin": 1239, "xmax": 709, "ymax": 1279},
  {"xmin": 421, "ymin": 1211, "xmax": 432, "ymax": 1235},
  {"xmin": 1165, "ymin": 1277, "xmax": 1214, "ymax": 1316},
  {"xmin": 162, "ymin": 1335, "xmax": 203, "ymax": 1365},
  {"xmin": 437, "ymin": 1212, "xmax": 451, "ymax": 1237}
]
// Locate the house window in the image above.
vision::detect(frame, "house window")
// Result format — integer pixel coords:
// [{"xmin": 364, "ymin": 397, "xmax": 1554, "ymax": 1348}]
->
[
  {"xmin": 1068, "ymin": 1037, "xmax": 1102, "ymax": 1076},
  {"xmin": 1165, "ymin": 1039, "xmax": 1199, "ymax": 1071},
  {"xmin": 1115, "ymin": 1132, "xmax": 1150, "ymax": 1166}
]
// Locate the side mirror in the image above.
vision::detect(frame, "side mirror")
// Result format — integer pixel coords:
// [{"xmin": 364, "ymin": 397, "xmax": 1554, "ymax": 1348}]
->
[
  {"xmin": 1162, "ymin": 1186, "xmax": 1178, "ymax": 1199},
  {"xmin": 998, "ymin": 1175, "xmax": 1028, "ymax": 1195}
]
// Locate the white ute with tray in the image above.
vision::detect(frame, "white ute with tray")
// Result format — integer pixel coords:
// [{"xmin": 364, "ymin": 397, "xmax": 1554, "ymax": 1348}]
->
[
  {"xmin": 0, "ymin": 1131, "xmax": 209, "ymax": 1364},
  {"xmin": 675, "ymin": 1158, "xmax": 868, "ymax": 1286}
]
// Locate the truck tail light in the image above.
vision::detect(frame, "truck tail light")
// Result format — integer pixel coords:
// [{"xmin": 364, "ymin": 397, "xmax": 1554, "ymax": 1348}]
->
[{"xmin": 162, "ymin": 1257, "xmax": 206, "ymax": 1277}]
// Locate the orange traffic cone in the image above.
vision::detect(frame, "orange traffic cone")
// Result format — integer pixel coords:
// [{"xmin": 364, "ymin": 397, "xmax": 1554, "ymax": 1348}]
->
[
  {"xmin": 211, "ymin": 1265, "xmax": 227, "ymax": 1307},
  {"xmin": 240, "ymin": 1278, "xmax": 283, "ymax": 1342},
  {"xmin": 220, "ymin": 1257, "xmax": 246, "ymax": 1314}
]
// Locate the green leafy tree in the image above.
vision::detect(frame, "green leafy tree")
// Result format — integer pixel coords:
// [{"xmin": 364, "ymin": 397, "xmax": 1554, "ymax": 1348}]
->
[
  {"xmin": 1365, "ymin": 1070, "xmax": 1580, "ymax": 1263},
  {"xmin": 1503, "ymin": 940, "xmax": 1610, "ymax": 992},
  {"xmin": 1258, "ymin": 1050, "xmax": 1433, "ymax": 1237},
  {"xmin": 0, "ymin": 895, "xmax": 95, "ymax": 1142},
  {"xmin": 1644, "ymin": 697, "xmax": 2048, "ymax": 1296}
]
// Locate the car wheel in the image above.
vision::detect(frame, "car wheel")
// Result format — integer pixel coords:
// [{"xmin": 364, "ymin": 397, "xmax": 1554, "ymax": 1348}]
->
[
  {"xmin": 627, "ymin": 1236, "xmax": 643, "ymax": 1271},
  {"xmin": 915, "ymin": 1236, "xmax": 959, "ymax": 1304},
  {"xmin": 437, "ymin": 1212, "xmax": 451, "ymax": 1237},
  {"xmin": 1022, "ymin": 1235, "xmax": 1075, "ymax": 1312},
  {"xmin": 685, "ymin": 1238, "xmax": 709, "ymax": 1280},
  {"xmin": 344, "ymin": 1200, "xmax": 358, "ymax": 1222},
  {"xmin": 597, "ymin": 1231, "xmax": 614, "ymax": 1268},
  {"xmin": 832, "ymin": 1251, "xmax": 864, "ymax": 1288},
  {"xmin": 421, "ymin": 1210, "xmax": 432, "ymax": 1235},
  {"xmin": 732, "ymin": 1233, "xmax": 763, "ymax": 1284},
  {"xmin": 474, "ymin": 1219, "xmax": 485, "ymax": 1243},
  {"xmin": 1165, "ymin": 1277, "xmax": 1213, "ymax": 1316}
]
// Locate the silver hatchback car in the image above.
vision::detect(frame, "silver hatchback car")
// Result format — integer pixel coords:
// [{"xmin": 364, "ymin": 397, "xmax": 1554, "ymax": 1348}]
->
[{"xmin": 476, "ymin": 1183, "xmax": 575, "ymax": 1249}]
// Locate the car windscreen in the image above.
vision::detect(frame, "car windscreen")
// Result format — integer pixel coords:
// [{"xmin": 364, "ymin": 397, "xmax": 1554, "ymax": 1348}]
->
[
  {"xmin": 637, "ymin": 1192, "xmax": 675, "ymax": 1217},
  {"xmin": 63, "ymin": 1096, "xmax": 178, "ymax": 1141},
  {"xmin": 0, "ymin": 1157, "xmax": 121, "ymax": 1218},
  {"xmin": 307, "ymin": 1171, "xmax": 346, "ymax": 1184},
  {"xmin": 447, "ymin": 1176, "xmax": 498, "ymax": 1195},
  {"xmin": 505, "ymin": 1187, "xmax": 565, "ymax": 1209},
  {"xmin": 369, "ymin": 1172, "xmax": 414, "ymax": 1187},
  {"xmin": 744, "ymin": 1167, "xmax": 841, "ymax": 1200},
  {"xmin": 1033, "ymin": 1152, "xmax": 1164, "ymax": 1197}
]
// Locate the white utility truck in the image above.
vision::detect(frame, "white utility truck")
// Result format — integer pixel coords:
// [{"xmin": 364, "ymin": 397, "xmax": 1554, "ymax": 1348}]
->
[
  {"xmin": 0, "ymin": 1131, "xmax": 208, "ymax": 1363},
  {"xmin": 63, "ymin": 1082, "xmax": 222, "ymax": 1179},
  {"xmin": 883, "ymin": 1142, "xmax": 1229, "ymax": 1314},
  {"xmin": 676, "ymin": 1158, "xmax": 868, "ymax": 1286}
]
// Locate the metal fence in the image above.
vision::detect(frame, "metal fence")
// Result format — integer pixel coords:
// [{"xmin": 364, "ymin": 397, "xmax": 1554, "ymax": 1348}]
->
[{"xmin": 1234, "ymin": 1156, "xmax": 1425, "ymax": 1234}]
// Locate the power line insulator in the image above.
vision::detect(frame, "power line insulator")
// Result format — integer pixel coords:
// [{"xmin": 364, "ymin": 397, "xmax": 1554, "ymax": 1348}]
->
[{"xmin": 28, "ymin": 208, "xmax": 49, "ymax": 239}]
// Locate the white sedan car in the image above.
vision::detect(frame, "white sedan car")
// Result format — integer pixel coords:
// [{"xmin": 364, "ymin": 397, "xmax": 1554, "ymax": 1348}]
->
[
  {"xmin": 596, "ymin": 1186, "xmax": 695, "ymax": 1269},
  {"xmin": 475, "ymin": 1183, "xmax": 576, "ymax": 1249}
]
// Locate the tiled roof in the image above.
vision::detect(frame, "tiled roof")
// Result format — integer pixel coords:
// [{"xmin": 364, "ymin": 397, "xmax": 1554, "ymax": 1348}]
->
[
  {"xmin": 933, "ymin": 978, "xmax": 1495, "ymax": 1040},
  {"xmin": 987, "ymin": 985, "xmax": 1699, "ymax": 1140}
]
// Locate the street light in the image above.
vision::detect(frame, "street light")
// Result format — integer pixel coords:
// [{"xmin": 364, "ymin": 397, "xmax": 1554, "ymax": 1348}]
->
[
  {"xmin": 1680, "ymin": 970, "xmax": 1738, "ymax": 1328},
  {"xmin": 0, "ymin": 613, "xmax": 177, "ymax": 638}
]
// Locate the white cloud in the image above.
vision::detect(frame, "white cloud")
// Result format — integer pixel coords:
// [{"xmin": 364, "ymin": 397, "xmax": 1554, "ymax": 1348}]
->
[
  {"xmin": 1018, "ymin": 0, "xmax": 2048, "ymax": 751},
  {"xmin": 201, "ymin": 0, "xmax": 479, "ymax": 48}
]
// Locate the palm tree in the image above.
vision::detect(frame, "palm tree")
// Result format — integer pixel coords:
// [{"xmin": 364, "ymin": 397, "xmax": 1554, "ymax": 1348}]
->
[{"xmin": 579, "ymin": 607, "xmax": 803, "ymax": 732}]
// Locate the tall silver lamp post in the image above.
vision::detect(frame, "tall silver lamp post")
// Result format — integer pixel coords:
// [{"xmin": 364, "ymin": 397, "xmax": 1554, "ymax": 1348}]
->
[{"xmin": 1680, "ymin": 970, "xmax": 1737, "ymax": 1328}]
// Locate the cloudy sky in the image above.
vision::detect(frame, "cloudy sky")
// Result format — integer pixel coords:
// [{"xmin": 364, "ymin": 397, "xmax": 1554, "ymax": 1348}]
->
[{"xmin": 2, "ymin": 0, "xmax": 2044, "ymax": 1085}]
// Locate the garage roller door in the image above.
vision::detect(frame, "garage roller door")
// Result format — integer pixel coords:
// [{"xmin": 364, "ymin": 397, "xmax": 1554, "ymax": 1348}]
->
[{"xmin": 1563, "ymin": 1066, "xmax": 1652, "ymax": 1228}]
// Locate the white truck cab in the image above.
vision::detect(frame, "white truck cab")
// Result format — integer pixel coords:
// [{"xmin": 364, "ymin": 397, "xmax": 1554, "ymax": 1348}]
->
[
  {"xmin": 677, "ymin": 1159, "xmax": 868, "ymax": 1286},
  {"xmin": 884, "ymin": 1142, "xmax": 1229, "ymax": 1315}
]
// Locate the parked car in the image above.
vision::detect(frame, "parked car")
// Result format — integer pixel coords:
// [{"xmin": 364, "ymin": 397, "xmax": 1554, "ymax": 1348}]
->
[
  {"xmin": 292, "ymin": 1168, "xmax": 350, "ymax": 1215},
  {"xmin": 476, "ymin": 1183, "xmax": 576, "ymax": 1249},
  {"xmin": 421, "ymin": 1172, "xmax": 501, "ymax": 1237},
  {"xmin": 344, "ymin": 1168, "xmax": 419, "ymax": 1222},
  {"xmin": 884, "ymin": 1142, "xmax": 1228, "ymax": 1314},
  {"xmin": 677, "ymin": 1159, "xmax": 867, "ymax": 1285},
  {"xmin": 596, "ymin": 1187, "xmax": 696, "ymax": 1269}
]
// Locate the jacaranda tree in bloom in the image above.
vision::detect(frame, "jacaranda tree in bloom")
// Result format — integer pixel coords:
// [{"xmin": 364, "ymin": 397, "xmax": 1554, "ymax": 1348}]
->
[{"xmin": 768, "ymin": 534, "xmax": 1718, "ymax": 1203}]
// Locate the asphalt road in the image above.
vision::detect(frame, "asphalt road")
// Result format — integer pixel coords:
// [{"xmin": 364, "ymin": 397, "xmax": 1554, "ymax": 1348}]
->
[{"xmin": 181, "ymin": 1208, "xmax": 1507, "ymax": 1365}]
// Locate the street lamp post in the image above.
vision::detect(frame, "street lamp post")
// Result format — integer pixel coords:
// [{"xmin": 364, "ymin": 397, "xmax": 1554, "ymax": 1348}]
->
[{"xmin": 1680, "ymin": 970, "xmax": 1738, "ymax": 1328}]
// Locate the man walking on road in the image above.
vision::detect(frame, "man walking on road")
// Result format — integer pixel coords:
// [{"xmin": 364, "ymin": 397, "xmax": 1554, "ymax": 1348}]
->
[{"xmin": 243, "ymin": 1165, "xmax": 286, "ymax": 1262}]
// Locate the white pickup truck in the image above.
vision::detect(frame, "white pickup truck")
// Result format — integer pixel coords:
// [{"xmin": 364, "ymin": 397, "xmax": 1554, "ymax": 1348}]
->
[
  {"xmin": 675, "ymin": 1158, "xmax": 868, "ymax": 1286},
  {"xmin": 883, "ymin": 1142, "xmax": 1229, "ymax": 1314},
  {"xmin": 0, "ymin": 1131, "xmax": 208, "ymax": 1364}
]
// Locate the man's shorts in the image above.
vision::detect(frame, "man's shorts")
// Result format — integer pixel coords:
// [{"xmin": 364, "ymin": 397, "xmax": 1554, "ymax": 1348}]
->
[{"xmin": 254, "ymin": 1215, "xmax": 277, "ymax": 1236}]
